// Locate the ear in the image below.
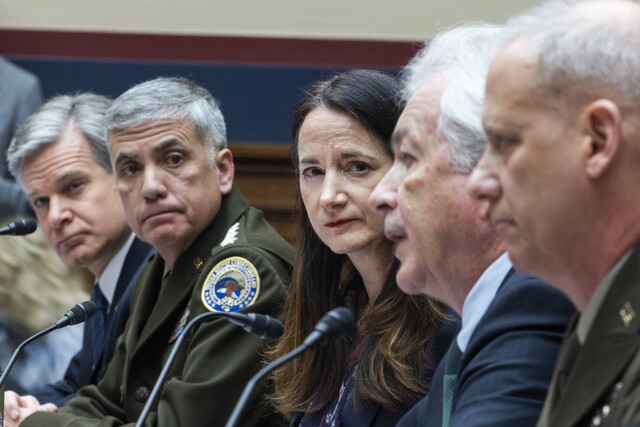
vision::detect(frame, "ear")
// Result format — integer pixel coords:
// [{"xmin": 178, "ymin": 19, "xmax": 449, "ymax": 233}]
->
[
  {"xmin": 215, "ymin": 148, "xmax": 234, "ymax": 195},
  {"xmin": 582, "ymin": 99, "xmax": 622, "ymax": 179}
]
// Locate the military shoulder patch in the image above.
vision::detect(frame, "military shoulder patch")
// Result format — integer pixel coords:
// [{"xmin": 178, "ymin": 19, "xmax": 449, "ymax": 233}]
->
[{"xmin": 201, "ymin": 256, "xmax": 260, "ymax": 312}]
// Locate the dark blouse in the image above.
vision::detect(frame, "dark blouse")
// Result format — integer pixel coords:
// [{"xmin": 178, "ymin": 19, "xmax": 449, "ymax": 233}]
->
[{"xmin": 291, "ymin": 274, "xmax": 459, "ymax": 427}]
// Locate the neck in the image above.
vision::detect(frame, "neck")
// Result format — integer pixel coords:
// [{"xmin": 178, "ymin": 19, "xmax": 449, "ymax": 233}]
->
[
  {"xmin": 540, "ymin": 198, "xmax": 640, "ymax": 311},
  {"xmin": 549, "ymin": 237, "xmax": 637, "ymax": 311},
  {"xmin": 447, "ymin": 238, "xmax": 506, "ymax": 315},
  {"xmin": 86, "ymin": 231, "xmax": 132, "ymax": 278},
  {"xmin": 348, "ymin": 240, "xmax": 393, "ymax": 302},
  {"xmin": 158, "ymin": 239, "xmax": 194, "ymax": 271}
]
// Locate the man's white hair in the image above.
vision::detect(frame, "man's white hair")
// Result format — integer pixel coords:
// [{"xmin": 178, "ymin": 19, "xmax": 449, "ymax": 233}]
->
[
  {"xmin": 503, "ymin": 0, "xmax": 640, "ymax": 108},
  {"xmin": 401, "ymin": 23, "xmax": 504, "ymax": 173}
]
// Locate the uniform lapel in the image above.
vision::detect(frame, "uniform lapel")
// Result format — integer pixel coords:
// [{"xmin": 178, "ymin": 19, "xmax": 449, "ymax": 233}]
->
[
  {"xmin": 135, "ymin": 269, "xmax": 198, "ymax": 350},
  {"xmin": 551, "ymin": 249, "xmax": 640, "ymax": 426},
  {"xmin": 126, "ymin": 254, "xmax": 164, "ymax": 352}
]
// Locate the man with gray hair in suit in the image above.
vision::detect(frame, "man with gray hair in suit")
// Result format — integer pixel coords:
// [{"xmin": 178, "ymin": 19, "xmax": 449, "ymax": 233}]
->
[
  {"xmin": 369, "ymin": 23, "xmax": 573, "ymax": 427},
  {"xmin": 4, "ymin": 93, "xmax": 153, "ymax": 424}
]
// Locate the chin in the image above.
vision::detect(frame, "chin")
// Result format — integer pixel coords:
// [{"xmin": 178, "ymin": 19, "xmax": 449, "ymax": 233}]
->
[
  {"xmin": 328, "ymin": 246, "xmax": 352, "ymax": 256},
  {"xmin": 325, "ymin": 240, "xmax": 362, "ymax": 256},
  {"xmin": 395, "ymin": 266, "xmax": 424, "ymax": 296},
  {"xmin": 63, "ymin": 252, "xmax": 91, "ymax": 269}
]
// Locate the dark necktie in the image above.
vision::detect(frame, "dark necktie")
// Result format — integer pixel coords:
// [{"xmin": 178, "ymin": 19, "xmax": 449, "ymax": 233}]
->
[
  {"xmin": 90, "ymin": 284, "xmax": 109, "ymax": 366},
  {"xmin": 443, "ymin": 339, "xmax": 463, "ymax": 427}
]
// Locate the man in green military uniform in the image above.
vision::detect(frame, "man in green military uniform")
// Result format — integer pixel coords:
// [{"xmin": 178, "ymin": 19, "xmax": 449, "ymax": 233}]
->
[{"xmin": 15, "ymin": 77, "xmax": 293, "ymax": 426}]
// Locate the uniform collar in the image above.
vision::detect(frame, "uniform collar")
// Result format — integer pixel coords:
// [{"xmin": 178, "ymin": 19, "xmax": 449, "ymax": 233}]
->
[
  {"xmin": 578, "ymin": 247, "xmax": 634, "ymax": 344},
  {"xmin": 169, "ymin": 184, "xmax": 248, "ymax": 280}
]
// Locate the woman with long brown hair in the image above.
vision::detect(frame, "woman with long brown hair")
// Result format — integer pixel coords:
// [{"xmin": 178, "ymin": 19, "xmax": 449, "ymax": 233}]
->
[{"xmin": 270, "ymin": 69, "xmax": 454, "ymax": 426}]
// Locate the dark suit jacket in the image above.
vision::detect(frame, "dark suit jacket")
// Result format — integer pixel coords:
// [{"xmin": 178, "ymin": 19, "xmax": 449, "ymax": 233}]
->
[
  {"xmin": 0, "ymin": 57, "xmax": 42, "ymax": 217},
  {"xmin": 538, "ymin": 246, "xmax": 640, "ymax": 427},
  {"xmin": 398, "ymin": 269, "xmax": 575, "ymax": 427},
  {"xmin": 33, "ymin": 237, "xmax": 153, "ymax": 406}
]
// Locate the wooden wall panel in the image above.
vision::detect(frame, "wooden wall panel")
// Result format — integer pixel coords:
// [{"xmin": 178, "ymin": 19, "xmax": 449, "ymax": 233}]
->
[{"xmin": 229, "ymin": 143, "xmax": 297, "ymax": 243}]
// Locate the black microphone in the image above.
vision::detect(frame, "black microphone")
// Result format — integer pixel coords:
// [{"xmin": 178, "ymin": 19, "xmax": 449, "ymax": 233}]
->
[
  {"xmin": 135, "ymin": 311, "xmax": 283, "ymax": 427},
  {"xmin": 225, "ymin": 307, "xmax": 355, "ymax": 427},
  {"xmin": 0, "ymin": 218, "xmax": 37, "ymax": 236},
  {"xmin": 0, "ymin": 301, "xmax": 96, "ymax": 388},
  {"xmin": 55, "ymin": 301, "xmax": 98, "ymax": 328}
]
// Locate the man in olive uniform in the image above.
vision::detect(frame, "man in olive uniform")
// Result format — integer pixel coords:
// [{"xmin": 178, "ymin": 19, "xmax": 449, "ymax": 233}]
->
[
  {"xmin": 468, "ymin": 0, "xmax": 640, "ymax": 426},
  {"xmin": 17, "ymin": 77, "xmax": 293, "ymax": 427}
]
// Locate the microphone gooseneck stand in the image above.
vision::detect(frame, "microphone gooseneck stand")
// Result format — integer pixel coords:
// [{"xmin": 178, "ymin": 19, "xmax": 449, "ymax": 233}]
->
[
  {"xmin": 135, "ymin": 311, "xmax": 283, "ymax": 427},
  {"xmin": 225, "ymin": 307, "xmax": 355, "ymax": 427},
  {"xmin": 0, "ymin": 301, "xmax": 96, "ymax": 427}
]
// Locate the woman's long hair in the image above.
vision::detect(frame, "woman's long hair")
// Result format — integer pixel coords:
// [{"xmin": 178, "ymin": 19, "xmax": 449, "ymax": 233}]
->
[{"xmin": 270, "ymin": 70, "xmax": 447, "ymax": 418}]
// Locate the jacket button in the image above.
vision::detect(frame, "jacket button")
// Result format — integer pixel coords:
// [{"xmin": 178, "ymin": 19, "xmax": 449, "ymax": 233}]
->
[{"xmin": 135, "ymin": 386, "xmax": 150, "ymax": 403}]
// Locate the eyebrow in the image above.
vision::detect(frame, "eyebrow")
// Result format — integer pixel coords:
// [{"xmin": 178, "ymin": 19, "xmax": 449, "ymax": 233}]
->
[
  {"xmin": 26, "ymin": 169, "xmax": 85, "ymax": 199},
  {"xmin": 483, "ymin": 115, "xmax": 523, "ymax": 135},
  {"xmin": 299, "ymin": 157, "xmax": 319, "ymax": 165},
  {"xmin": 391, "ymin": 127, "xmax": 409, "ymax": 150},
  {"xmin": 153, "ymin": 138, "xmax": 186, "ymax": 154},
  {"xmin": 340, "ymin": 151, "xmax": 376, "ymax": 161},
  {"xmin": 299, "ymin": 150, "xmax": 377, "ymax": 165},
  {"xmin": 114, "ymin": 137, "xmax": 186, "ymax": 165}
]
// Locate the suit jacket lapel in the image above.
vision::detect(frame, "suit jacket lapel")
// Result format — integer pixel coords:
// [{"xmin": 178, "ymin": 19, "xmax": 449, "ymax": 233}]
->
[{"xmin": 552, "ymin": 248, "xmax": 640, "ymax": 426}]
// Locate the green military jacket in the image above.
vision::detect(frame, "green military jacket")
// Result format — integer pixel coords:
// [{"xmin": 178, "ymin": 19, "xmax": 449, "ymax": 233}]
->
[
  {"xmin": 24, "ymin": 185, "xmax": 293, "ymax": 427},
  {"xmin": 536, "ymin": 244, "xmax": 640, "ymax": 427}
]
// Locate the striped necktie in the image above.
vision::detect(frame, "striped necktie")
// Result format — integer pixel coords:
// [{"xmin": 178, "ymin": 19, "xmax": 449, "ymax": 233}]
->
[{"xmin": 443, "ymin": 339, "xmax": 463, "ymax": 427}]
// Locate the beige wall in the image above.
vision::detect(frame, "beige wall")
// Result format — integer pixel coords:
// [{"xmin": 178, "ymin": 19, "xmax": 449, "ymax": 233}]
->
[{"xmin": 0, "ymin": 0, "xmax": 540, "ymax": 40}]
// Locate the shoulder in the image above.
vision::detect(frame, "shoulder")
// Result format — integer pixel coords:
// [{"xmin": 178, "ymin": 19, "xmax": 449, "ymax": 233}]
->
[
  {"xmin": 228, "ymin": 207, "xmax": 294, "ymax": 261},
  {"xmin": 451, "ymin": 272, "xmax": 574, "ymax": 426},
  {"xmin": 210, "ymin": 207, "xmax": 294, "ymax": 277},
  {"xmin": 461, "ymin": 269, "xmax": 574, "ymax": 382},
  {"xmin": 196, "ymin": 219, "xmax": 291, "ymax": 315},
  {"xmin": 482, "ymin": 270, "xmax": 575, "ymax": 330},
  {"xmin": 0, "ymin": 59, "xmax": 41, "ymax": 106}
]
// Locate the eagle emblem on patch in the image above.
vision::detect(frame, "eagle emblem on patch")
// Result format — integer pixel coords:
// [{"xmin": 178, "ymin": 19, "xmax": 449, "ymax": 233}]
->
[{"xmin": 201, "ymin": 256, "xmax": 260, "ymax": 312}]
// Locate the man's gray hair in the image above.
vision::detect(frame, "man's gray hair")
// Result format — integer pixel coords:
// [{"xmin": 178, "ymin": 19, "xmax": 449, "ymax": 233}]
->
[
  {"xmin": 107, "ymin": 77, "xmax": 227, "ymax": 166},
  {"xmin": 401, "ymin": 23, "xmax": 504, "ymax": 173},
  {"xmin": 503, "ymin": 0, "xmax": 640, "ymax": 107},
  {"xmin": 8, "ymin": 94, "xmax": 112, "ymax": 182}
]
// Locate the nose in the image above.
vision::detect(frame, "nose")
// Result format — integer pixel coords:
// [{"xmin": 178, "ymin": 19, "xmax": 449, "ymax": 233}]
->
[
  {"xmin": 47, "ymin": 195, "xmax": 72, "ymax": 230},
  {"xmin": 467, "ymin": 151, "xmax": 503, "ymax": 219},
  {"xmin": 369, "ymin": 166, "xmax": 399, "ymax": 213},
  {"xmin": 141, "ymin": 166, "xmax": 168, "ymax": 201},
  {"xmin": 319, "ymin": 172, "xmax": 347, "ymax": 209}
]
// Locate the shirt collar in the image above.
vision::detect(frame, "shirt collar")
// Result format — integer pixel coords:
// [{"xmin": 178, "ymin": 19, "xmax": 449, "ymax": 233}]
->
[
  {"xmin": 97, "ymin": 233, "xmax": 135, "ymax": 305},
  {"xmin": 457, "ymin": 252, "xmax": 513, "ymax": 352}
]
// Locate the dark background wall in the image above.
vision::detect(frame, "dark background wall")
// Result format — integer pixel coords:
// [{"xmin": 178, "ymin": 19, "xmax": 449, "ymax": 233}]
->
[{"xmin": 1, "ymin": 30, "xmax": 413, "ymax": 144}]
